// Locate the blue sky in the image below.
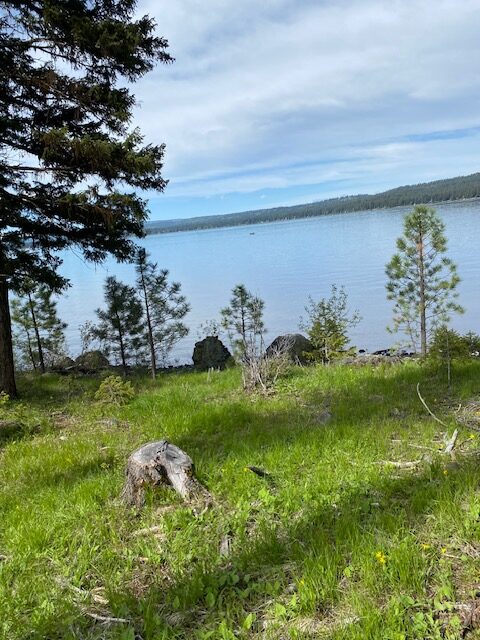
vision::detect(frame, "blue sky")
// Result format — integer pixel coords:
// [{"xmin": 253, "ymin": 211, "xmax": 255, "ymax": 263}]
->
[{"xmin": 133, "ymin": 0, "xmax": 480, "ymax": 221}]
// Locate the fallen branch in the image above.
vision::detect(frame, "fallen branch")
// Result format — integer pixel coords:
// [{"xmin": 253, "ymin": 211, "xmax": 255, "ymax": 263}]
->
[
  {"xmin": 84, "ymin": 612, "xmax": 129, "ymax": 624},
  {"xmin": 378, "ymin": 459, "xmax": 423, "ymax": 469},
  {"xmin": 131, "ymin": 525, "xmax": 164, "ymax": 537},
  {"xmin": 416, "ymin": 383, "xmax": 449, "ymax": 428},
  {"xmin": 444, "ymin": 428, "xmax": 458, "ymax": 455},
  {"xmin": 407, "ymin": 443, "xmax": 436, "ymax": 451}
]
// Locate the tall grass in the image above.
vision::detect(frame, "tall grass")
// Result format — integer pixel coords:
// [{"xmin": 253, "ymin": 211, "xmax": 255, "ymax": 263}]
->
[{"xmin": 1, "ymin": 361, "xmax": 479, "ymax": 639}]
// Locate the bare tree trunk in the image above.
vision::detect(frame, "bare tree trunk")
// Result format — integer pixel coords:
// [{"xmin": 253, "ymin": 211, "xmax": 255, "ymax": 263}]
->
[
  {"xmin": 0, "ymin": 277, "xmax": 17, "ymax": 398},
  {"xmin": 138, "ymin": 268, "xmax": 156, "ymax": 379},
  {"xmin": 417, "ymin": 229, "xmax": 427, "ymax": 358},
  {"xmin": 113, "ymin": 309, "xmax": 128, "ymax": 376},
  {"xmin": 118, "ymin": 328, "xmax": 127, "ymax": 376},
  {"xmin": 25, "ymin": 328, "xmax": 37, "ymax": 370},
  {"xmin": 27, "ymin": 291, "xmax": 45, "ymax": 373}
]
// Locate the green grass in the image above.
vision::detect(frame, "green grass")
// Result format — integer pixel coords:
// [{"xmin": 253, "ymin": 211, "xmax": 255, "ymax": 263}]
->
[{"xmin": 1, "ymin": 361, "xmax": 480, "ymax": 639}]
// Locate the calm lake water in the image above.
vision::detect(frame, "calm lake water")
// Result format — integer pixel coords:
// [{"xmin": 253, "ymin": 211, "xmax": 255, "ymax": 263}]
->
[{"xmin": 58, "ymin": 200, "xmax": 480, "ymax": 363}]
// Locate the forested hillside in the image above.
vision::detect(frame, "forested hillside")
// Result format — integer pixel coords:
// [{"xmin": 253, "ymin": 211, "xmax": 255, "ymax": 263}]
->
[{"xmin": 147, "ymin": 172, "xmax": 480, "ymax": 234}]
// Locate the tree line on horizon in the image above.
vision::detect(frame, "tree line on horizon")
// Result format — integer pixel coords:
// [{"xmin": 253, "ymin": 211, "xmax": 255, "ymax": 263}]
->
[{"xmin": 146, "ymin": 172, "xmax": 480, "ymax": 235}]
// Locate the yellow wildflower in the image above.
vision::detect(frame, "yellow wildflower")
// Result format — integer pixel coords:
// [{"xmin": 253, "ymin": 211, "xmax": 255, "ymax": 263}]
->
[
  {"xmin": 421, "ymin": 543, "xmax": 431, "ymax": 550},
  {"xmin": 375, "ymin": 550, "xmax": 387, "ymax": 565},
  {"xmin": 443, "ymin": 469, "xmax": 448, "ymax": 476},
  {"xmin": 441, "ymin": 547, "xmax": 447, "ymax": 554}
]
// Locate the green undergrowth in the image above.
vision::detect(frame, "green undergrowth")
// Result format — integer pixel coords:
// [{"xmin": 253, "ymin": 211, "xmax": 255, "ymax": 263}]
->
[{"xmin": 1, "ymin": 361, "xmax": 480, "ymax": 639}]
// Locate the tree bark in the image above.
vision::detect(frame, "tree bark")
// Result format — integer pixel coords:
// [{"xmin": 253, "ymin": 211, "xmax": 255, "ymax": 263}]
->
[
  {"xmin": 139, "ymin": 267, "xmax": 156, "ymax": 379},
  {"xmin": 25, "ymin": 328, "xmax": 37, "ymax": 370},
  {"xmin": 0, "ymin": 278, "xmax": 17, "ymax": 398},
  {"xmin": 417, "ymin": 228, "xmax": 427, "ymax": 357},
  {"xmin": 114, "ymin": 309, "xmax": 128, "ymax": 376},
  {"xmin": 27, "ymin": 291, "xmax": 45, "ymax": 373},
  {"xmin": 122, "ymin": 440, "xmax": 210, "ymax": 507}
]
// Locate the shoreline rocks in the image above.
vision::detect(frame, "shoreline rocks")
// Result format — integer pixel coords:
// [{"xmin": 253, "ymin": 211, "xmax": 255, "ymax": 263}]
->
[
  {"xmin": 266, "ymin": 334, "xmax": 314, "ymax": 365},
  {"xmin": 192, "ymin": 336, "xmax": 232, "ymax": 371}
]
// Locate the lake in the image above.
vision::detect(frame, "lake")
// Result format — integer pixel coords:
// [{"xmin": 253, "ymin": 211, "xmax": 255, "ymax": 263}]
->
[{"xmin": 58, "ymin": 200, "xmax": 480, "ymax": 363}]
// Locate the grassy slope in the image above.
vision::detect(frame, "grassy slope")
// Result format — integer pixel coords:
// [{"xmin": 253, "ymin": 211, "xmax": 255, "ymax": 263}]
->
[{"xmin": 0, "ymin": 362, "xmax": 479, "ymax": 640}]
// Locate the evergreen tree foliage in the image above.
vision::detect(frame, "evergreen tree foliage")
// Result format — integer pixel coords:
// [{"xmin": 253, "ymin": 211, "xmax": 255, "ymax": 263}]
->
[
  {"xmin": 300, "ymin": 285, "xmax": 360, "ymax": 364},
  {"xmin": 386, "ymin": 205, "xmax": 463, "ymax": 356},
  {"xmin": 221, "ymin": 284, "xmax": 265, "ymax": 361},
  {"xmin": 221, "ymin": 284, "xmax": 271, "ymax": 391},
  {"xmin": 11, "ymin": 282, "xmax": 67, "ymax": 371},
  {"xmin": 0, "ymin": 0, "xmax": 171, "ymax": 396},
  {"xmin": 134, "ymin": 248, "xmax": 190, "ymax": 375},
  {"xmin": 93, "ymin": 276, "xmax": 145, "ymax": 375},
  {"xmin": 429, "ymin": 326, "xmax": 470, "ymax": 362}
]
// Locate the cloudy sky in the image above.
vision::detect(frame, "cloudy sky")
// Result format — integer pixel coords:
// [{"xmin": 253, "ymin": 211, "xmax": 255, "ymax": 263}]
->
[{"xmin": 133, "ymin": 0, "xmax": 480, "ymax": 220}]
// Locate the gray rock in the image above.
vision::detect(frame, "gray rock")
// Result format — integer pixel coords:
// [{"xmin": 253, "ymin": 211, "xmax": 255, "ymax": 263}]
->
[
  {"xmin": 75, "ymin": 350, "xmax": 110, "ymax": 370},
  {"xmin": 266, "ymin": 333, "xmax": 314, "ymax": 365},
  {"xmin": 192, "ymin": 336, "xmax": 232, "ymax": 371},
  {"xmin": 51, "ymin": 356, "xmax": 76, "ymax": 370}
]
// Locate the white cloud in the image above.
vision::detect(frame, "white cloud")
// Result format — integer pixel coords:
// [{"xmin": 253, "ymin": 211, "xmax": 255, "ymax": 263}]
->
[{"xmin": 133, "ymin": 0, "xmax": 480, "ymax": 205}]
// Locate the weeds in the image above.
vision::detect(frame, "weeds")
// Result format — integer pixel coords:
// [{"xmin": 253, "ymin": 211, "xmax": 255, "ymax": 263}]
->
[{"xmin": 1, "ymin": 361, "xmax": 480, "ymax": 639}]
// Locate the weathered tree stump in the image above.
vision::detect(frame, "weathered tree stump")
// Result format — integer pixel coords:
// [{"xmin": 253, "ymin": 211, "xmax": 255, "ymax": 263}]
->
[{"xmin": 121, "ymin": 440, "xmax": 209, "ymax": 507}]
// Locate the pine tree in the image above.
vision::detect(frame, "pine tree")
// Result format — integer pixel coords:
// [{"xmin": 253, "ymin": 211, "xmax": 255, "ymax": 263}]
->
[
  {"xmin": 221, "ymin": 284, "xmax": 269, "ymax": 390},
  {"xmin": 386, "ymin": 205, "xmax": 463, "ymax": 356},
  {"xmin": 93, "ymin": 276, "xmax": 145, "ymax": 376},
  {"xmin": 135, "ymin": 248, "xmax": 189, "ymax": 376},
  {"xmin": 221, "ymin": 284, "xmax": 265, "ymax": 361},
  {"xmin": 0, "ymin": 1, "xmax": 172, "ymax": 396},
  {"xmin": 300, "ymin": 285, "xmax": 360, "ymax": 364},
  {"xmin": 11, "ymin": 282, "xmax": 67, "ymax": 371}
]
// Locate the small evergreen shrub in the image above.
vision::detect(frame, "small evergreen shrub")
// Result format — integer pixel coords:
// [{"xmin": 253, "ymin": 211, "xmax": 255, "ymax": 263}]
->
[
  {"xmin": 94, "ymin": 375, "xmax": 135, "ymax": 406},
  {"xmin": 429, "ymin": 327, "xmax": 471, "ymax": 362}
]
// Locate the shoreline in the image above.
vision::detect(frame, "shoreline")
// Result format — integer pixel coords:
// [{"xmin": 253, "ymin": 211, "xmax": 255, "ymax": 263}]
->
[{"xmin": 145, "ymin": 196, "xmax": 480, "ymax": 237}]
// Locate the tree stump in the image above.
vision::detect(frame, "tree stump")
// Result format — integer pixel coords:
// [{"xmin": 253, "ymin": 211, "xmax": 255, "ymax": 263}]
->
[{"xmin": 121, "ymin": 440, "xmax": 209, "ymax": 507}]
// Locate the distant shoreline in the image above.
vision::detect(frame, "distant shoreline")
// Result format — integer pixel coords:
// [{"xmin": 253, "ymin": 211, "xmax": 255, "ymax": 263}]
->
[
  {"xmin": 147, "ymin": 196, "xmax": 480, "ymax": 237},
  {"xmin": 146, "ymin": 172, "xmax": 480, "ymax": 236}
]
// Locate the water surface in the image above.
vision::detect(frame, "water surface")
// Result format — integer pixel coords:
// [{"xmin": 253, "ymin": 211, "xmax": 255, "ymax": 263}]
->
[{"xmin": 58, "ymin": 200, "xmax": 480, "ymax": 363}]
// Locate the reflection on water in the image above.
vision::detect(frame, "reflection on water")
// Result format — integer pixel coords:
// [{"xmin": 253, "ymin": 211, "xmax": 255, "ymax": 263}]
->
[{"xmin": 57, "ymin": 201, "xmax": 480, "ymax": 363}]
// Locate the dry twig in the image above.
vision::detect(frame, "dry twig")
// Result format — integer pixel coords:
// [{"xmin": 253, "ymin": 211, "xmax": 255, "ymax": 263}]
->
[
  {"xmin": 416, "ymin": 383, "xmax": 449, "ymax": 428},
  {"xmin": 84, "ymin": 612, "xmax": 129, "ymax": 624}
]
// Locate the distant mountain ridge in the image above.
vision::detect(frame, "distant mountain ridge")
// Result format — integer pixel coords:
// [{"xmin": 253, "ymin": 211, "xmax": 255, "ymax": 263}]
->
[{"xmin": 146, "ymin": 172, "xmax": 480, "ymax": 235}]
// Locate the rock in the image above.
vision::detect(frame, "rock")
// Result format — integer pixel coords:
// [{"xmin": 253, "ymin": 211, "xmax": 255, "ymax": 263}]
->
[
  {"xmin": 192, "ymin": 336, "xmax": 232, "ymax": 371},
  {"xmin": 266, "ymin": 333, "xmax": 314, "ymax": 365},
  {"xmin": 373, "ymin": 348, "xmax": 394, "ymax": 356},
  {"xmin": 51, "ymin": 356, "xmax": 76, "ymax": 371},
  {"xmin": 75, "ymin": 350, "xmax": 109, "ymax": 370}
]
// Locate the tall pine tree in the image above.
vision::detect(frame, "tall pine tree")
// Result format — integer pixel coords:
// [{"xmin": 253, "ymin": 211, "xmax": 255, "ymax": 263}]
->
[
  {"xmin": 93, "ymin": 276, "xmax": 145, "ymax": 376},
  {"xmin": 11, "ymin": 282, "xmax": 67, "ymax": 371},
  {"xmin": 386, "ymin": 205, "xmax": 463, "ymax": 356},
  {"xmin": 135, "ymin": 248, "xmax": 189, "ymax": 377},
  {"xmin": 0, "ymin": 1, "xmax": 172, "ymax": 396}
]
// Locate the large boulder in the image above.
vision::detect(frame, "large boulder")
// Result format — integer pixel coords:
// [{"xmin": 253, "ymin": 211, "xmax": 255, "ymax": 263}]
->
[
  {"xmin": 75, "ymin": 350, "xmax": 110, "ymax": 370},
  {"xmin": 266, "ymin": 334, "xmax": 314, "ymax": 365},
  {"xmin": 192, "ymin": 336, "xmax": 232, "ymax": 371},
  {"xmin": 51, "ymin": 355, "xmax": 76, "ymax": 370}
]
